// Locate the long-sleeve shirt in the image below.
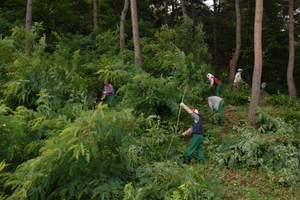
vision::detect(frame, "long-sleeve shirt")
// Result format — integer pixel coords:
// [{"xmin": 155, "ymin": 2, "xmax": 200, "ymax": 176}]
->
[
  {"xmin": 104, "ymin": 84, "xmax": 114, "ymax": 95},
  {"xmin": 208, "ymin": 96, "xmax": 223, "ymax": 111}
]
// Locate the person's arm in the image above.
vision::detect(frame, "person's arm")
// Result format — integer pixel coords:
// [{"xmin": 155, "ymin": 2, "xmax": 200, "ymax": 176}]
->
[
  {"xmin": 180, "ymin": 102, "xmax": 192, "ymax": 114},
  {"xmin": 181, "ymin": 127, "xmax": 192, "ymax": 136},
  {"xmin": 209, "ymin": 78, "xmax": 214, "ymax": 87}
]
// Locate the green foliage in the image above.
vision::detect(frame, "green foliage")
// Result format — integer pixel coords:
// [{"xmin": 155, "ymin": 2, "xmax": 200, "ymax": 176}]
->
[
  {"xmin": 124, "ymin": 162, "xmax": 222, "ymax": 200},
  {"xmin": 221, "ymin": 82, "xmax": 251, "ymax": 105},
  {"xmin": 211, "ymin": 120, "xmax": 300, "ymax": 186},
  {"xmin": 174, "ymin": 16, "xmax": 211, "ymax": 65},
  {"xmin": 256, "ymin": 107, "xmax": 297, "ymax": 134},
  {"xmin": 3, "ymin": 107, "xmax": 142, "ymax": 199},
  {"xmin": 266, "ymin": 92, "xmax": 300, "ymax": 110},
  {"xmin": 118, "ymin": 73, "xmax": 181, "ymax": 117}
]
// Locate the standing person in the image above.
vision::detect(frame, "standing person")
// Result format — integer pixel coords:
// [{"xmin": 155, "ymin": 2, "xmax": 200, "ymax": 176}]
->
[
  {"xmin": 179, "ymin": 102, "xmax": 205, "ymax": 165},
  {"xmin": 103, "ymin": 80, "xmax": 115, "ymax": 107},
  {"xmin": 232, "ymin": 69, "xmax": 243, "ymax": 91},
  {"xmin": 207, "ymin": 73, "xmax": 222, "ymax": 95},
  {"xmin": 204, "ymin": 95, "xmax": 225, "ymax": 126}
]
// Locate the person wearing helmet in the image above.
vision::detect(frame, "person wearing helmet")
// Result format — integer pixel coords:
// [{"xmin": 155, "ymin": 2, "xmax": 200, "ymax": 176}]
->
[
  {"xmin": 204, "ymin": 95, "xmax": 225, "ymax": 126},
  {"xmin": 179, "ymin": 102, "xmax": 205, "ymax": 165},
  {"xmin": 206, "ymin": 73, "xmax": 222, "ymax": 95},
  {"xmin": 233, "ymin": 69, "xmax": 243, "ymax": 90}
]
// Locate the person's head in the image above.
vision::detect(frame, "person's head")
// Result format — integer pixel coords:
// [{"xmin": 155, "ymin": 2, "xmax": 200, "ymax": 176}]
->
[
  {"xmin": 206, "ymin": 73, "xmax": 213, "ymax": 79},
  {"xmin": 191, "ymin": 109, "xmax": 199, "ymax": 115},
  {"xmin": 104, "ymin": 80, "xmax": 109, "ymax": 86},
  {"xmin": 238, "ymin": 69, "xmax": 243, "ymax": 72},
  {"xmin": 203, "ymin": 95, "xmax": 209, "ymax": 101}
]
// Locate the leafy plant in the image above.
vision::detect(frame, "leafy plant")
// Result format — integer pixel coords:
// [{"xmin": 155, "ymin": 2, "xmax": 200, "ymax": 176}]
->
[
  {"xmin": 124, "ymin": 162, "xmax": 222, "ymax": 200},
  {"xmin": 211, "ymin": 124, "xmax": 300, "ymax": 186},
  {"xmin": 266, "ymin": 92, "xmax": 300, "ymax": 110}
]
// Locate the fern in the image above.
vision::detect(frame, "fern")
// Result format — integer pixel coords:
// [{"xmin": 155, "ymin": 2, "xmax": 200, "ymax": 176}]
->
[
  {"xmin": 124, "ymin": 162, "xmax": 222, "ymax": 200},
  {"xmin": 212, "ymin": 125, "xmax": 300, "ymax": 186}
]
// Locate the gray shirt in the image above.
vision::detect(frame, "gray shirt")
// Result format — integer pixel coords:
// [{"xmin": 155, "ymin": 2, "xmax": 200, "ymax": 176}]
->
[{"xmin": 208, "ymin": 96, "xmax": 223, "ymax": 111}]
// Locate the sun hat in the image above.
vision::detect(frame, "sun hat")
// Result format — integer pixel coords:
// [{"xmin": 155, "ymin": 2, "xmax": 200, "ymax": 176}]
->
[{"xmin": 238, "ymin": 69, "xmax": 243, "ymax": 72}]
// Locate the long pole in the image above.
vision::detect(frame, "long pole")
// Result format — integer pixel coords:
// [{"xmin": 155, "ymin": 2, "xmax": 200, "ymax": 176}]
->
[{"xmin": 165, "ymin": 84, "xmax": 188, "ymax": 159}]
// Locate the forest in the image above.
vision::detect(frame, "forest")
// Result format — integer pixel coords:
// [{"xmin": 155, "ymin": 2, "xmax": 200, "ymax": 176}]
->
[{"xmin": 0, "ymin": 0, "xmax": 300, "ymax": 199}]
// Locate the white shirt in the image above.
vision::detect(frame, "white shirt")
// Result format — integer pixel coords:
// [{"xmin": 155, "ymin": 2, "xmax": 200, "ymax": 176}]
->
[{"xmin": 234, "ymin": 72, "xmax": 242, "ymax": 83}]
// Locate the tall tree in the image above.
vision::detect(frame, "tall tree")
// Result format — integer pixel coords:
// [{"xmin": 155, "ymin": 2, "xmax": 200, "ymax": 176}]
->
[
  {"xmin": 25, "ymin": 0, "xmax": 34, "ymax": 55},
  {"xmin": 120, "ymin": 0, "xmax": 129, "ymax": 50},
  {"xmin": 181, "ymin": 0, "xmax": 187, "ymax": 16},
  {"xmin": 130, "ymin": 0, "xmax": 142, "ymax": 68},
  {"xmin": 164, "ymin": 0, "xmax": 170, "ymax": 24},
  {"xmin": 93, "ymin": 0, "xmax": 99, "ymax": 29},
  {"xmin": 212, "ymin": 0, "xmax": 219, "ymax": 66},
  {"xmin": 229, "ymin": 0, "xmax": 242, "ymax": 84},
  {"xmin": 248, "ymin": 0, "xmax": 263, "ymax": 125},
  {"xmin": 25, "ymin": 0, "xmax": 33, "ymax": 31},
  {"xmin": 287, "ymin": 0, "xmax": 297, "ymax": 99}
]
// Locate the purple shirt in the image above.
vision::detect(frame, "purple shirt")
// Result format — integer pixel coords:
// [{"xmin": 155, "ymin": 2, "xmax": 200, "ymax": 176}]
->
[{"xmin": 104, "ymin": 84, "xmax": 114, "ymax": 95}]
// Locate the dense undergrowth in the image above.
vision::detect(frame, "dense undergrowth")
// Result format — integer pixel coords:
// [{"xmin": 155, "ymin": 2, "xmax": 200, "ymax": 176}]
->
[{"xmin": 1, "ymin": 17, "xmax": 300, "ymax": 199}]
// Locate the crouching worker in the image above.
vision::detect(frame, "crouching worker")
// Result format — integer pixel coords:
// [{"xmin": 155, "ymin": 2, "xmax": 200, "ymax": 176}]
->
[
  {"xmin": 204, "ymin": 95, "xmax": 225, "ymax": 126},
  {"xmin": 179, "ymin": 102, "xmax": 205, "ymax": 165}
]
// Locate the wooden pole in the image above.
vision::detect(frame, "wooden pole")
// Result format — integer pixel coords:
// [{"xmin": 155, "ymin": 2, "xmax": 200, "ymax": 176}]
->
[{"xmin": 165, "ymin": 84, "xmax": 188, "ymax": 159}]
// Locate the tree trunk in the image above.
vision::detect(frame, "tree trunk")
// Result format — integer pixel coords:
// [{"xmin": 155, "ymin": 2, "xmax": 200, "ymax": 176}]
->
[
  {"xmin": 213, "ymin": 0, "xmax": 218, "ymax": 67},
  {"xmin": 25, "ymin": 0, "xmax": 33, "ymax": 31},
  {"xmin": 171, "ymin": 0, "xmax": 176, "ymax": 28},
  {"xmin": 164, "ymin": 0, "xmax": 169, "ymax": 24},
  {"xmin": 181, "ymin": 0, "xmax": 187, "ymax": 16},
  {"xmin": 229, "ymin": 0, "xmax": 242, "ymax": 84},
  {"xmin": 287, "ymin": 0, "xmax": 297, "ymax": 99},
  {"xmin": 120, "ymin": 0, "xmax": 129, "ymax": 51},
  {"xmin": 248, "ymin": 0, "xmax": 263, "ymax": 125},
  {"xmin": 191, "ymin": 0, "xmax": 196, "ymax": 36},
  {"xmin": 130, "ymin": 0, "xmax": 142, "ymax": 68},
  {"xmin": 93, "ymin": 0, "xmax": 99, "ymax": 29},
  {"xmin": 25, "ymin": 0, "xmax": 33, "ymax": 55}
]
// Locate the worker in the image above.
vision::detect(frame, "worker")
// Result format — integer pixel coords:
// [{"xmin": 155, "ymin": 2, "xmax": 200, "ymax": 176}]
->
[
  {"xmin": 232, "ymin": 69, "xmax": 243, "ymax": 90},
  {"xmin": 103, "ymin": 80, "xmax": 115, "ymax": 107},
  {"xmin": 204, "ymin": 95, "xmax": 225, "ymax": 126},
  {"xmin": 207, "ymin": 73, "xmax": 222, "ymax": 95},
  {"xmin": 179, "ymin": 102, "xmax": 205, "ymax": 165},
  {"xmin": 261, "ymin": 82, "xmax": 267, "ymax": 92}
]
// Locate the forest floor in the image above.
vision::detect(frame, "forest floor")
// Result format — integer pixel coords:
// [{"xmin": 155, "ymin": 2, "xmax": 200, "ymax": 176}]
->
[{"xmin": 204, "ymin": 103, "xmax": 300, "ymax": 199}]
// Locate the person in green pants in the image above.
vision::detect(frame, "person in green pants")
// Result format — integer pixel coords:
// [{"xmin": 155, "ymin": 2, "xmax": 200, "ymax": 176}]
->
[
  {"xmin": 204, "ymin": 95, "xmax": 225, "ymax": 126},
  {"xmin": 179, "ymin": 102, "xmax": 205, "ymax": 165},
  {"xmin": 206, "ymin": 73, "xmax": 222, "ymax": 95}
]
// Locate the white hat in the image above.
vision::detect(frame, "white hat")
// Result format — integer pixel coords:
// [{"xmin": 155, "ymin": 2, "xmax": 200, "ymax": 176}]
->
[
  {"xmin": 206, "ymin": 73, "xmax": 214, "ymax": 78},
  {"xmin": 238, "ymin": 69, "xmax": 243, "ymax": 72},
  {"xmin": 191, "ymin": 109, "xmax": 199, "ymax": 114}
]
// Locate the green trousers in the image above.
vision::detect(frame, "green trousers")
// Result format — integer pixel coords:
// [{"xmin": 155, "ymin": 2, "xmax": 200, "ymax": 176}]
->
[
  {"xmin": 218, "ymin": 100, "xmax": 225, "ymax": 123},
  {"xmin": 215, "ymin": 83, "xmax": 222, "ymax": 95},
  {"xmin": 185, "ymin": 134, "xmax": 204, "ymax": 164},
  {"xmin": 106, "ymin": 95, "xmax": 114, "ymax": 107}
]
